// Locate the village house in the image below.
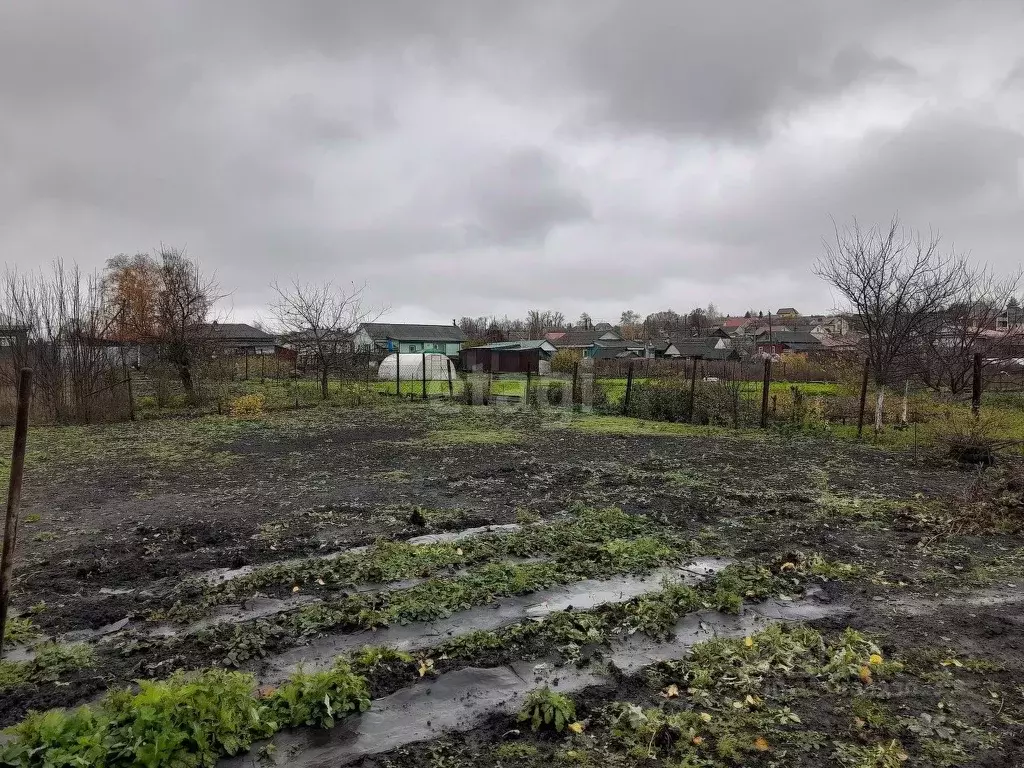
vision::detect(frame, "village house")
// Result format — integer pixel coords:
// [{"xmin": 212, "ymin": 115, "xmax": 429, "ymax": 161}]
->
[
  {"xmin": 204, "ymin": 322, "xmax": 293, "ymax": 359},
  {"xmin": 353, "ymin": 322, "xmax": 466, "ymax": 356}
]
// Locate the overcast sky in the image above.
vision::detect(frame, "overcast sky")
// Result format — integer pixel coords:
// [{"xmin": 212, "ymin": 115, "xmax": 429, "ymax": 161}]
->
[{"xmin": 2, "ymin": 1, "xmax": 1022, "ymax": 326}]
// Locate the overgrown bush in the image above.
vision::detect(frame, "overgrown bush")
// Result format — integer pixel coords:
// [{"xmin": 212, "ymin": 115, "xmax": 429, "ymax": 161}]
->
[
  {"xmin": 625, "ymin": 380, "xmax": 752, "ymax": 425},
  {"xmin": 550, "ymin": 349, "xmax": 583, "ymax": 374},
  {"xmin": 229, "ymin": 393, "xmax": 267, "ymax": 418}
]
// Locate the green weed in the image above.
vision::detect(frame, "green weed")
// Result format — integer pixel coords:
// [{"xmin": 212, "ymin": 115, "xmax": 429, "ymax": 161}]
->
[{"xmin": 518, "ymin": 688, "xmax": 577, "ymax": 732}]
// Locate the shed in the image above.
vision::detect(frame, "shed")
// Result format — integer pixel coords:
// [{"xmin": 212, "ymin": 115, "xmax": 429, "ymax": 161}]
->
[
  {"xmin": 461, "ymin": 340, "xmax": 556, "ymax": 374},
  {"xmin": 377, "ymin": 352, "xmax": 456, "ymax": 381}
]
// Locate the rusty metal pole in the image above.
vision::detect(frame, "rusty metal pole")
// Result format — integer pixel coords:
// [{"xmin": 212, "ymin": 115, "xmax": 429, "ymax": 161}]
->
[
  {"xmin": 0, "ymin": 368, "xmax": 33, "ymax": 657},
  {"xmin": 857, "ymin": 357, "xmax": 870, "ymax": 439},
  {"xmin": 760, "ymin": 358, "xmax": 771, "ymax": 428},
  {"xmin": 972, "ymin": 352, "xmax": 982, "ymax": 418}
]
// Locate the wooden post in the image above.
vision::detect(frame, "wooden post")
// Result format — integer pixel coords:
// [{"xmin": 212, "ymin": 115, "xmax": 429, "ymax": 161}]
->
[
  {"xmin": 244, "ymin": 350, "xmax": 249, "ymax": 380},
  {"xmin": 972, "ymin": 352, "xmax": 982, "ymax": 417},
  {"xmin": 760, "ymin": 358, "xmax": 771, "ymax": 428},
  {"xmin": 395, "ymin": 344, "xmax": 401, "ymax": 397},
  {"xmin": 856, "ymin": 357, "xmax": 870, "ymax": 439},
  {"xmin": 421, "ymin": 352, "xmax": 427, "ymax": 400},
  {"xmin": 688, "ymin": 356, "xmax": 699, "ymax": 421},
  {"xmin": 447, "ymin": 357, "xmax": 454, "ymax": 399},
  {"xmin": 525, "ymin": 369, "xmax": 532, "ymax": 406},
  {"xmin": 0, "ymin": 368, "xmax": 32, "ymax": 657},
  {"xmin": 572, "ymin": 361, "xmax": 579, "ymax": 409},
  {"xmin": 260, "ymin": 353, "xmax": 265, "ymax": 382},
  {"xmin": 623, "ymin": 361, "xmax": 634, "ymax": 415}
]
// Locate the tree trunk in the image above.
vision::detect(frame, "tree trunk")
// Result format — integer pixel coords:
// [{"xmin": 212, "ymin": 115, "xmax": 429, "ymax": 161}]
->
[
  {"xmin": 179, "ymin": 363, "xmax": 195, "ymax": 400},
  {"xmin": 874, "ymin": 387, "xmax": 885, "ymax": 433},
  {"xmin": 320, "ymin": 365, "xmax": 329, "ymax": 400},
  {"xmin": 900, "ymin": 381, "xmax": 909, "ymax": 425}
]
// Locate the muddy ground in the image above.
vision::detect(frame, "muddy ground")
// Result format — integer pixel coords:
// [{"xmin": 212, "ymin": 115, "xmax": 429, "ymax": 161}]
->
[{"xmin": 2, "ymin": 402, "xmax": 1023, "ymax": 766}]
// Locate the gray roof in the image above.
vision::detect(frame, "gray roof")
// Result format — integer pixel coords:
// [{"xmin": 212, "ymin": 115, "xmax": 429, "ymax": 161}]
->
[
  {"xmin": 755, "ymin": 330, "xmax": 821, "ymax": 346},
  {"xmin": 465, "ymin": 339, "xmax": 554, "ymax": 351},
  {"xmin": 547, "ymin": 329, "xmax": 622, "ymax": 347},
  {"xmin": 359, "ymin": 322, "xmax": 465, "ymax": 343},
  {"xmin": 205, "ymin": 323, "xmax": 275, "ymax": 341}
]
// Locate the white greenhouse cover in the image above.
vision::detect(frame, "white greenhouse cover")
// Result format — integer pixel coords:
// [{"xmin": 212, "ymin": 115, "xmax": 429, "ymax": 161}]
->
[{"xmin": 377, "ymin": 352, "xmax": 455, "ymax": 381}]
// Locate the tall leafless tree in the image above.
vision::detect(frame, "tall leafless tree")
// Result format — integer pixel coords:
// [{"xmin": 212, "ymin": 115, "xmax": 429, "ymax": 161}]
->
[
  {"xmin": 153, "ymin": 248, "xmax": 220, "ymax": 401},
  {"xmin": 815, "ymin": 215, "xmax": 973, "ymax": 431},
  {"xmin": 270, "ymin": 280, "xmax": 379, "ymax": 399},
  {"xmin": 1, "ymin": 262, "xmax": 125, "ymax": 423}
]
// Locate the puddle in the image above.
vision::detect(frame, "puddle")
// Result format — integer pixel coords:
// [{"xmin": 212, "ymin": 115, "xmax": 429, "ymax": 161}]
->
[
  {"xmin": 222, "ymin": 597, "xmax": 847, "ymax": 767},
  {"xmin": 260, "ymin": 557, "xmax": 732, "ymax": 685}
]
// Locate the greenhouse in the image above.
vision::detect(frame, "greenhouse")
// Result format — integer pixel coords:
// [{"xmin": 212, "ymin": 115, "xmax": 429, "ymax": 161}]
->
[{"xmin": 377, "ymin": 352, "xmax": 456, "ymax": 381}]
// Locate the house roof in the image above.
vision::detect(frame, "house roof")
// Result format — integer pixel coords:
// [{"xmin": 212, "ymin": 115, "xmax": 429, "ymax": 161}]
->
[
  {"xmin": 464, "ymin": 339, "xmax": 557, "ymax": 353},
  {"xmin": 591, "ymin": 346, "xmax": 640, "ymax": 359},
  {"xmin": 547, "ymin": 329, "xmax": 622, "ymax": 347},
  {"xmin": 205, "ymin": 323, "xmax": 275, "ymax": 341},
  {"xmin": 669, "ymin": 337, "xmax": 733, "ymax": 358},
  {"xmin": 776, "ymin": 307, "xmax": 799, "ymax": 315},
  {"xmin": 593, "ymin": 338, "xmax": 644, "ymax": 350},
  {"xmin": 359, "ymin": 322, "xmax": 466, "ymax": 343},
  {"xmin": 755, "ymin": 330, "xmax": 820, "ymax": 345},
  {"xmin": 721, "ymin": 317, "xmax": 751, "ymax": 329}
]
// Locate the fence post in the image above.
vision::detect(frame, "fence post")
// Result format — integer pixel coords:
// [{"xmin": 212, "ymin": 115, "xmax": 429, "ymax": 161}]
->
[
  {"xmin": 122, "ymin": 353, "xmax": 135, "ymax": 422},
  {"xmin": 623, "ymin": 361, "xmax": 634, "ymax": 415},
  {"xmin": 857, "ymin": 357, "xmax": 870, "ymax": 439},
  {"xmin": 0, "ymin": 368, "xmax": 33, "ymax": 658},
  {"xmin": 244, "ymin": 350, "xmax": 249, "ymax": 380},
  {"xmin": 395, "ymin": 345, "xmax": 401, "ymax": 397},
  {"xmin": 972, "ymin": 352, "xmax": 982, "ymax": 417},
  {"xmin": 447, "ymin": 357, "xmax": 454, "ymax": 399},
  {"xmin": 760, "ymin": 358, "xmax": 771, "ymax": 428},
  {"xmin": 572, "ymin": 361, "xmax": 579, "ymax": 410},
  {"xmin": 525, "ymin": 369, "xmax": 532, "ymax": 406},
  {"xmin": 421, "ymin": 352, "xmax": 427, "ymax": 400},
  {"xmin": 688, "ymin": 357, "xmax": 699, "ymax": 421}
]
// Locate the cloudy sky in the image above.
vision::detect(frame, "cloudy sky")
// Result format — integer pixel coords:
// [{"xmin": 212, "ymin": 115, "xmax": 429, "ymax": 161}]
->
[{"xmin": 2, "ymin": 1, "xmax": 1022, "ymax": 326}]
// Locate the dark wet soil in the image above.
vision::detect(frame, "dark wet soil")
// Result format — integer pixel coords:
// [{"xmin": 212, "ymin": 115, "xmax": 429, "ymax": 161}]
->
[{"xmin": 4, "ymin": 404, "xmax": 1021, "ymax": 763}]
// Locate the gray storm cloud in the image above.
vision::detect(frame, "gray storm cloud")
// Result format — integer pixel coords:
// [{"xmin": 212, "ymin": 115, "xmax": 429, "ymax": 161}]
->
[{"xmin": 1, "ymin": 0, "xmax": 1022, "ymax": 323}]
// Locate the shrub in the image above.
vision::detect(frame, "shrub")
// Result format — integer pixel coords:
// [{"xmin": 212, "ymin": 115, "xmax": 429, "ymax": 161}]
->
[
  {"xmin": 229, "ymin": 393, "xmax": 267, "ymax": 418},
  {"xmin": 550, "ymin": 349, "xmax": 582, "ymax": 374}
]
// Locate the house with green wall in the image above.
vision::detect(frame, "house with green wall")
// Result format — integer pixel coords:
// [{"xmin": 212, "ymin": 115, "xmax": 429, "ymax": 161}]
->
[{"xmin": 353, "ymin": 322, "xmax": 466, "ymax": 356}]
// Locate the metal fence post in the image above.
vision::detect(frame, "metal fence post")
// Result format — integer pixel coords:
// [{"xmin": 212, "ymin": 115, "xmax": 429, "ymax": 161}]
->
[
  {"xmin": 760, "ymin": 358, "xmax": 771, "ymax": 428},
  {"xmin": 0, "ymin": 368, "xmax": 33, "ymax": 657},
  {"xmin": 623, "ymin": 361, "xmax": 634, "ymax": 415},
  {"xmin": 688, "ymin": 357, "xmax": 699, "ymax": 421},
  {"xmin": 972, "ymin": 352, "xmax": 982, "ymax": 417},
  {"xmin": 572, "ymin": 361, "xmax": 580, "ymax": 410},
  {"xmin": 447, "ymin": 357, "xmax": 454, "ymax": 399},
  {"xmin": 395, "ymin": 345, "xmax": 401, "ymax": 397},
  {"xmin": 421, "ymin": 352, "xmax": 427, "ymax": 400},
  {"xmin": 857, "ymin": 357, "xmax": 870, "ymax": 438}
]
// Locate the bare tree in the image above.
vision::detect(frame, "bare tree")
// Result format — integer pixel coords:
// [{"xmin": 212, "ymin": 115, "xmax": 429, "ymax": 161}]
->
[
  {"xmin": 525, "ymin": 309, "xmax": 566, "ymax": 339},
  {"xmin": 1, "ymin": 262, "xmax": 126, "ymax": 423},
  {"xmin": 620, "ymin": 310, "xmax": 641, "ymax": 326},
  {"xmin": 153, "ymin": 248, "xmax": 220, "ymax": 401},
  {"xmin": 914, "ymin": 268, "xmax": 1022, "ymax": 395},
  {"xmin": 815, "ymin": 215, "xmax": 973, "ymax": 431},
  {"xmin": 271, "ymin": 280, "xmax": 379, "ymax": 400}
]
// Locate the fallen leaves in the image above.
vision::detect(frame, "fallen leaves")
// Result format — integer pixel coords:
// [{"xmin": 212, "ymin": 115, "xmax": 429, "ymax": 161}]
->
[
  {"xmin": 418, "ymin": 658, "xmax": 435, "ymax": 678},
  {"xmin": 869, "ymin": 653, "xmax": 884, "ymax": 665},
  {"xmin": 859, "ymin": 665, "xmax": 873, "ymax": 685},
  {"xmin": 661, "ymin": 684, "xmax": 680, "ymax": 699},
  {"xmin": 753, "ymin": 736, "xmax": 771, "ymax": 752},
  {"xmin": 567, "ymin": 721, "xmax": 585, "ymax": 734}
]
